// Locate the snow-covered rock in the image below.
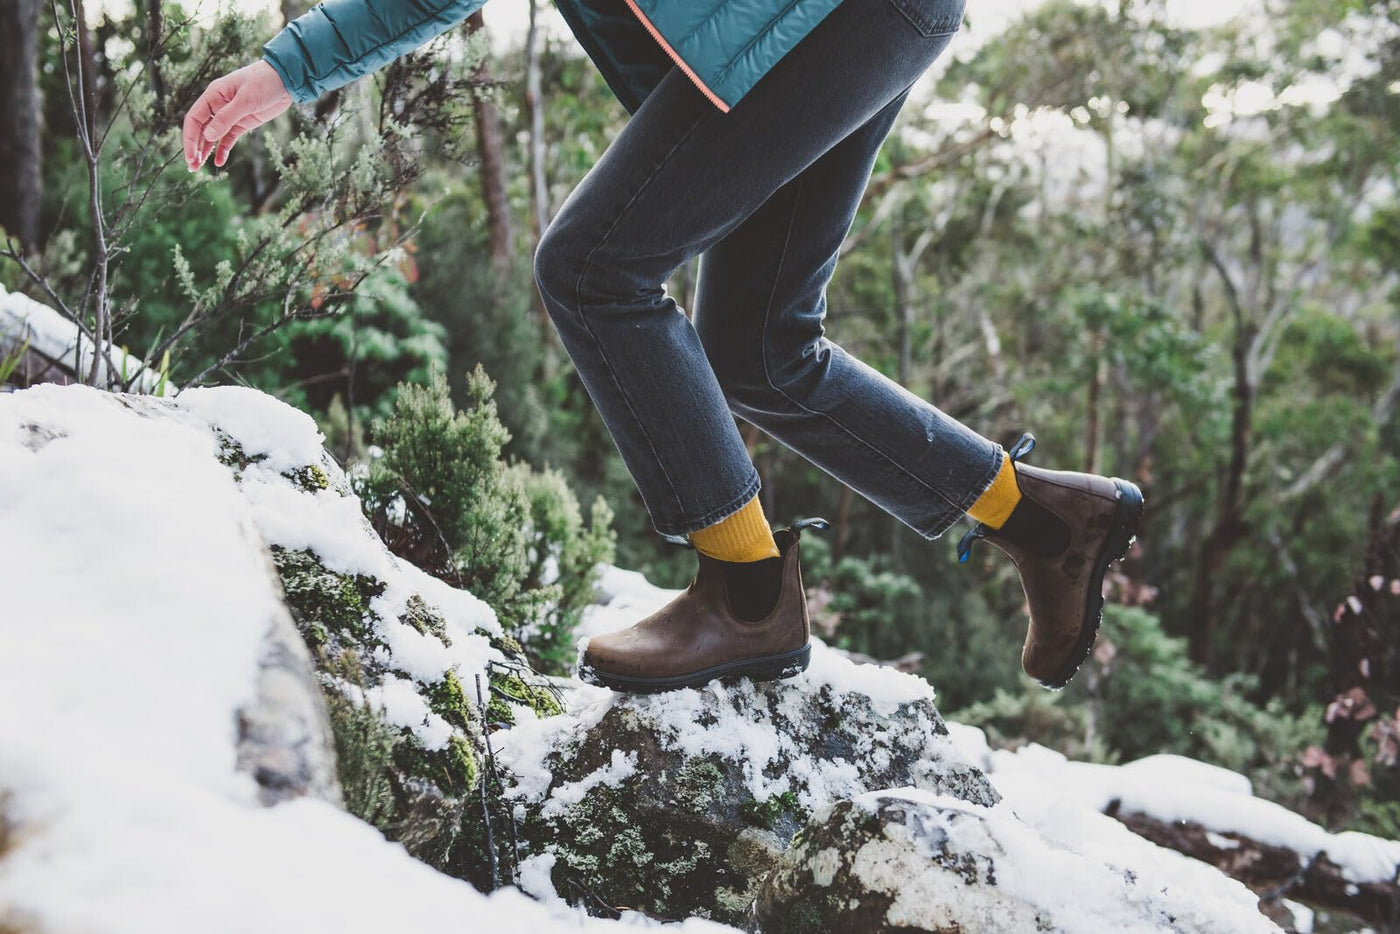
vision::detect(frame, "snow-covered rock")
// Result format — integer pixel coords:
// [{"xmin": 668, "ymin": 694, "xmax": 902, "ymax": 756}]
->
[
  {"xmin": 975, "ymin": 741, "xmax": 1400, "ymax": 888},
  {"xmin": 0, "ymin": 382, "xmax": 737, "ymax": 934},
  {"xmin": 494, "ymin": 641, "xmax": 997, "ymax": 925},
  {"xmin": 2, "ymin": 378, "xmax": 1373, "ymax": 933},
  {"xmin": 756, "ymin": 789, "xmax": 1281, "ymax": 934}
]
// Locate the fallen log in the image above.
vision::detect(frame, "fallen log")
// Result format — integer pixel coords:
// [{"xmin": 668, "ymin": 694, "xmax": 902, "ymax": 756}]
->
[{"xmin": 1108, "ymin": 803, "xmax": 1400, "ymax": 929}]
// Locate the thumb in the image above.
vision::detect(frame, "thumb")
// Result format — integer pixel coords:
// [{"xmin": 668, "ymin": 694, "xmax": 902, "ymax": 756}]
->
[{"xmin": 202, "ymin": 87, "xmax": 251, "ymax": 144}]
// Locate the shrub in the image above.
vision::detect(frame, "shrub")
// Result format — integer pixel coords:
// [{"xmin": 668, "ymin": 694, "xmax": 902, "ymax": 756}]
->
[{"xmin": 359, "ymin": 366, "xmax": 613, "ymax": 661}]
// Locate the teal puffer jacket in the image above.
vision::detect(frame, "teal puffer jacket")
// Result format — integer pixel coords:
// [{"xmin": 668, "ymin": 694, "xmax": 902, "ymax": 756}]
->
[{"xmin": 262, "ymin": 0, "xmax": 844, "ymax": 115}]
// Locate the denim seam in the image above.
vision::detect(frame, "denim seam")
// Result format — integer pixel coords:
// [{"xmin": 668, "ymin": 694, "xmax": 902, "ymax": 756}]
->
[
  {"xmin": 921, "ymin": 443, "xmax": 1004, "ymax": 538},
  {"xmin": 759, "ymin": 173, "xmax": 969, "ymax": 524},
  {"xmin": 655, "ymin": 468, "xmax": 764, "ymax": 537},
  {"xmin": 572, "ymin": 106, "xmax": 716, "ymax": 524}
]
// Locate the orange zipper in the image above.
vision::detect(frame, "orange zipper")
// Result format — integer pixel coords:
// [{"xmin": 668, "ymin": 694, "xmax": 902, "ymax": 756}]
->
[{"xmin": 621, "ymin": 0, "xmax": 732, "ymax": 113}]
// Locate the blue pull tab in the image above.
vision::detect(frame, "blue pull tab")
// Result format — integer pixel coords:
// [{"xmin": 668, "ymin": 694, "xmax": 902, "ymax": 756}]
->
[
  {"xmin": 791, "ymin": 516, "xmax": 830, "ymax": 533},
  {"xmin": 1008, "ymin": 432, "xmax": 1036, "ymax": 463},
  {"xmin": 957, "ymin": 526, "xmax": 983, "ymax": 564}
]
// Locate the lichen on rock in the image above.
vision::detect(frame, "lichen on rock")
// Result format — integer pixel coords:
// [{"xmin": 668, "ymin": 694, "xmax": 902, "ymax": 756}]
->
[
  {"xmin": 496, "ymin": 643, "xmax": 996, "ymax": 925},
  {"xmin": 757, "ymin": 789, "xmax": 1283, "ymax": 934},
  {"xmin": 171, "ymin": 385, "xmax": 561, "ymax": 886}
]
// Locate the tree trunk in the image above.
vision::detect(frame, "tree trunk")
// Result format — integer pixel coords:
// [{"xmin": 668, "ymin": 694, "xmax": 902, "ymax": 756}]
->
[
  {"xmin": 1187, "ymin": 328, "xmax": 1252, "ymax": 664},
  {"xmin": 0, "ymin": 0, "xmax": 43, "ymax": 252},
  {"xmin": 464, "ymin": 12, "xmax": 513, "ymax": 279},
  {"xmin": 143, "ymin": 0, "xmax": 165, "ymax": 111},
  {"xmin": 525, "ymin": 0, "xmax": 549, "ymax": 239}
]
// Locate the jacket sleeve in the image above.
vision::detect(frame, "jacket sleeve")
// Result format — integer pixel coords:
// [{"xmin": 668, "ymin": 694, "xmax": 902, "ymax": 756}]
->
[{"xmin": 262, "ymin": 0, "xmax": 488, "ymax": 104}]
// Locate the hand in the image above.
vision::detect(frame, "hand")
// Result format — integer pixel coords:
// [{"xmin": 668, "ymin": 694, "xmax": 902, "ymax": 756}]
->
[{"xmin": 183, "ymin": 60, "xmax": 293, "ymax": 171}]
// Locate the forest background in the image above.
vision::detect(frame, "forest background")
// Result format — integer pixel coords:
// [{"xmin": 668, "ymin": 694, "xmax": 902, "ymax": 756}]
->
[{"xmin": 1, "ymin": 0, "xmax": 1396, "ymax": 841}]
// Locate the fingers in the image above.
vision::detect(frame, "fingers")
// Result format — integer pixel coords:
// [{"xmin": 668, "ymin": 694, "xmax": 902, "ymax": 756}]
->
[
  {"xmin": 213, "ymin": 117, "xmax": 258, "ymax": 168},
  {"xmin": 201, "ymin": 87, "xmax": 250, "ymax": 148},
  {"xmin": 183, "ymin": 79, "xmax": 231, "ymax": 170},
  {"xmin": 184, "ymin": 79, "xmax": 253, "ymax": 171}
]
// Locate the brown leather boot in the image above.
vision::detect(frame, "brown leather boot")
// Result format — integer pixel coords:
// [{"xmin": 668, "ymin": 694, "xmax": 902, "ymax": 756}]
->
[
  {"xmin": 958, "ymin": 434, "xmax": 1144, "ymax": 690},
  {"xmin": 577, "ymin": 517, "xmax": 827, "ymax": 693}
]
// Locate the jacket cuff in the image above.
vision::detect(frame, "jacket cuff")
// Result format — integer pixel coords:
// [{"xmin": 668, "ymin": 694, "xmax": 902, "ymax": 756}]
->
[{"xmin": 262, "ymin": 25, "xmax": 322, "ymax": 104}]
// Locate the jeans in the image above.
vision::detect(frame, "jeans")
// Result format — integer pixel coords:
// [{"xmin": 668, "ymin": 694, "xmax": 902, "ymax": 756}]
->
[{"xmin": 533, "ymin": 0, "xmax": 1004, "ymax": 541}]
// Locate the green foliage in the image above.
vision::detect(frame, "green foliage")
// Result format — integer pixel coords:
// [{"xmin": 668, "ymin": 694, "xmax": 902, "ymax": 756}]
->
[
  {"xmin": 0, "ymin": 337, "xmax": 30, "ymax": 386},
  {"xmin": 361, "ymin": 366, "xmax": 612, "ymax": 658},
  {"xmin": 510, "ymin": 462, "xmax": 616, "ymax": 674},
  {"xmin": 323, "ymin": 676, "xmax": 401, "ymax": 828},
  {"xmin": 798, "ymin": 534, "xmax": 925, "ymax": 661},
  {"xmin": 279, "ymin": 265, "xmax": 449, "ymax": 431},
  {"xmin": 954, "ymin": 607, "xmax": 1325, "ymax": 807}
]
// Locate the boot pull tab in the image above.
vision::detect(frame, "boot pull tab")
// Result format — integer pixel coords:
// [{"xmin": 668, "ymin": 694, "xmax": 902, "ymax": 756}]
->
[{"xmin": 1008, "ymin": 432, "xmax": 1036, "ymax": 463}]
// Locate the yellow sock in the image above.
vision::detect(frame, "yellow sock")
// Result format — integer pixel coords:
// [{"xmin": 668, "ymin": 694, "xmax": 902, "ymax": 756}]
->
[
  {"xmin": 688, "ymin": 493, "xmax": 781, "ymax": 561},
  {"xmin": 967, "ymin": 452, "xmax": 1022, "ymax": 529}
]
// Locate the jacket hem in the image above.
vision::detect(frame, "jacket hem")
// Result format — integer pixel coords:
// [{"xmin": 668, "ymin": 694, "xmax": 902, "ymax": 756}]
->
[{"xmin": 619, "ymin": 0, "xmax": 733, "ymax": 113}]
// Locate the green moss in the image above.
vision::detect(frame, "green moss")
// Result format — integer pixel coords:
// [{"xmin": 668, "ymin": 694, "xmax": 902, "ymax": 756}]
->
[
  {"xmin": 444, "ymin": 734, "xmax": 480, "ymax": 793},
  {"xmin": 323, "ymin": 685, "xmax": 399, "ymax": 828},
  {"xmin": 402, "ymin": 595, "xmax": 449, "ymax": 642},
  {"xmin": 763, "ymin": 900, "xmax": 829, "ymax": 934},
  {"xmin": 215, "ymin": 434, "xmax": 267, "ymax": 472},
  {"xmin": 490, "ymin": 630, "xmax": 524, "ymax": 656},
  {"xmin": 486, "ymin": 669, "xmax": 563, "ymax": 726},
  {"xmin": 426, "ymin": 670, "xmax": 473, "ymax": 731},
  {"xmin": 272, "ymin": 546, "xmax": 386, "ymax": 645},
  {"xmin": 740, "ymin": 790, "xmax": 806, "ymax": 830},
  {"xmin": 283, "ymin": 462, "xmax": 331, "ymax": 491}
]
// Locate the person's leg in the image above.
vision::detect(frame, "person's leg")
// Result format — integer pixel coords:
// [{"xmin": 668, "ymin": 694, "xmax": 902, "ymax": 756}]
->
[
  {"xmin": 692, "ymin": 87, "xmax": 1005, "ymax": 543},
  {"xmin": 533, "ymin": 0, "xmax": 973, "ymax": 544}
]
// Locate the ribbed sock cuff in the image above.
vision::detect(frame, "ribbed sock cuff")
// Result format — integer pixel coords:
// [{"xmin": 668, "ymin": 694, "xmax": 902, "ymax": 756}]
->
[
  {"xmin": 966, "ymin": 452, "xmax": 1022, "ymax": 529},
  {"xmin": 688, "ymin": 494, "xmax": 781, "ymax": 561}
]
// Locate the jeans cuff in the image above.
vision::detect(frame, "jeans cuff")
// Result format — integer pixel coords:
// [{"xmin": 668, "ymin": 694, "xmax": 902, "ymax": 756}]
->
[
  {"xmin": 651, "ymin": 468, "xmax": 764, "ymax": 538},
  {"xmin": 919, "ymin": 443, "xmax": 1005, "ymax": 540}
]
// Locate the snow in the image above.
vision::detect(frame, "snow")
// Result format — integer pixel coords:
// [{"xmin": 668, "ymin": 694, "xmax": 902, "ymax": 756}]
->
[
  {"xmin": 365, "ymin": 675, "xmax": 456, "ymax": 752},
  {"xmin": 501, "ymin": 637, "xmax": 968, "ymax": 814},
  {"xmin": 2, "ymin": 376, "xmax": 1392, "ymax": 932},
  {"xmin": 176, "ymin": 384, "xmax": 327, "ymax": 472},
  {"xmin": 0, "ymin": 281, "xmax": 174, "ymax": 393},
  {"xmin": 850, "ymin": 787, "xmax": 1281, "ymax": 933},
  {"xmin": 540, "ymin": 749, "xmax": 640, "ymax": 819},
  {"xmin": 0, "ymin": 382, "xmax": 739, "ymax": 934},
  {"xmin": 173, "ymin": 386, "xmax": 506, "ymax": 716},
  {"xmin": 961, "ymin": 737, "xmax": 1400, "ymax": 886}
]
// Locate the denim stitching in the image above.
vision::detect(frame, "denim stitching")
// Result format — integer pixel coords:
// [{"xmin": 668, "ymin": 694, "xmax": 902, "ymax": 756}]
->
[
  {"xmin": 886, "ymin": 0, "xmax": 963, "ymax": 39},
  {"xmin": 919, "ymin": 444, "xmax": 1002, "ymax": 539},
  {"xmin": 572, "ymin": 105, "xmax": 717, "ymax": 522},
  {"xmin": 654, "ymin": 468, "xmax": 764, "ymax": 537},
  {"xmin": 760, "ymin": 172, "xmax": 969, "ymax": 521}
]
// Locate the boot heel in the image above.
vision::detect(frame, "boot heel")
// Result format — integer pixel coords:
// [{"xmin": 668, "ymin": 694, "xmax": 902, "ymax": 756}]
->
[{"xmin": 728, "ymin": 643, "xmax": 812, "ymax": 684}]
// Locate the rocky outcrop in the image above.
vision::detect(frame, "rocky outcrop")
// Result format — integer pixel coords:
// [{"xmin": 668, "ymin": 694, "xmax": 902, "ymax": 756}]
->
[
  {"xmin": 757, "ymin": 789, "xmax": 1282, "ymax": 934},
  {"xmin": 496, "ymin": 645, "xmax": 997, "ymax": 926},
  {"xmin": 235, "ymin": 559, "xmax": 342, "ymax": 807}
]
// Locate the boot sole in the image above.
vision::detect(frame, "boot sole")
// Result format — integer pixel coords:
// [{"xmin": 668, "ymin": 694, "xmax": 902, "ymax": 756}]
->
[
  {"xmin": 578, "ymin": 643, "xmax": 812, "ymax": 694},
  {"xmin": 1037, "ymin": 478, "xmax": 1145, "ymax": 690}
]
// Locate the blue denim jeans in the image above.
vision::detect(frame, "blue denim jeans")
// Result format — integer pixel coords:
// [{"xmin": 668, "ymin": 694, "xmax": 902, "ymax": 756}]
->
[{"xmin": 533, "ymin": 0, "xmax": 1003, "ymax": 541}]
